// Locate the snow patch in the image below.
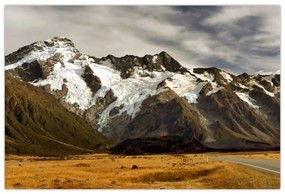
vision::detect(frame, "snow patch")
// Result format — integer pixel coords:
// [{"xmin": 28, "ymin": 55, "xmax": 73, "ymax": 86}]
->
[
  {"xmin": 190, "ymin": 70, "xmax": 214, "ymax": 82},
  {"xmin": 189, "ymin": 69, "xmax": 225, "ymax": 96},
  {"xmin": 238, "ymin": 83, "xmax": 249, "ymax": 89},
  {"xmin": 152, "ymin": 55, "xmax": 158, "ymax": 63},
  {"xmin": 96, "ymin": 67, "xmax": 173, "ymax": 130},
  {"xmin": 257, "ymin": 84, "xmax": 275, "ymax": 97},
  {"xmin": 220, "ymin": 71, "xmax": 233, "ymax": 82},
  {"xmin": 261, "ymin": 75, "xmax": 274, "ymax": 87},
  {"xmin": 33, "ymin": 60, "xmax": 93, "ymax": 110},
  {"xmin": 206, "ymin": 85, "xmax": 224, "ymax": 96},
  {"xmin": 164, "ymin": 73, "xmax": 206, "ymax": 103},
  {"xmin": 247, "ymin": 80, "xmax": 275, "ymax": 97},
  {"xmin": 235, "ymin": 92, "xmax": 259, "ymax": 109}
]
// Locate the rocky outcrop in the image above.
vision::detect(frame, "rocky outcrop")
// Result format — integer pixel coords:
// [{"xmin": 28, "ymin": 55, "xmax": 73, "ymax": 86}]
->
[
  {"xmin": 193, "ymin": 67, "xmax": 234, "ymax": 85},
  {"xmin": 38, "ymin": 53, "xmax": 63, "ymax": 79},
  {"xmin": 272, "ymin": 74, "xmax": 280, "ymax": 87},
  {"xmin": 84, "ymin": 89, "xmax": 117, "ymax": 127},
  {"xmin": 6, "ymin": 60, "xmax": 43, "ymax": 82},
  {"xmin": 82, "ymin": 66, "xmax": 101, "ymax": 94},
  {"xmin": 5, "ymin": 45, "xmax": 35, "ymax": 65},
  {"xmin": 199, "ymin": 83, "xmax": 213, "ymax": 96}
]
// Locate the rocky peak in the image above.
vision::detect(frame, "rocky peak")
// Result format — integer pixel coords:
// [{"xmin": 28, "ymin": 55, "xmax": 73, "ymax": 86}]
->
[
  {"xmin": 236, "ymin": 73, "xmax": 251, "ymax": 84},
  {"xmin": 5, "ymin": 44, "xmax": 34, "ymax": 65},
  {"xmin": 193, "ymin": 67, "xmax": 235, "ymax": 86},
  {"xmin": 5, "ymin": 37, "xmax": 78, "ymax": 66},
  {"xmin": 97, "ymin": 51, "xmax": 188, "ymax": 79},
  {"xmin": 157, "ymin": 51, "xmax": 188, "ymax": 73},
  {"xmin": 34, "ymin": 37, "xmax": 77, "ymax": 51}
]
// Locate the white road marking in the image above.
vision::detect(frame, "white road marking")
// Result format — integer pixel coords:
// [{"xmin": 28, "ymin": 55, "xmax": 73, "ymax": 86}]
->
[{"xmin": 216, "ymin": 158, "xmax": 280, "ymax": 174}]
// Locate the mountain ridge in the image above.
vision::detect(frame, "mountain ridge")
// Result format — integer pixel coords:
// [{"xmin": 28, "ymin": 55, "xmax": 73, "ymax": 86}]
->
[{"xmin": 5, "ymin": 37, "xmax": 280, "ymax": 155}]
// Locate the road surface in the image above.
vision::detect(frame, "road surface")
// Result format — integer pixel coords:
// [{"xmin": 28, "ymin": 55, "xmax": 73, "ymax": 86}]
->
[{"xmin": 211, "ymin": 156, "xmax": 280, "ymax": 176}]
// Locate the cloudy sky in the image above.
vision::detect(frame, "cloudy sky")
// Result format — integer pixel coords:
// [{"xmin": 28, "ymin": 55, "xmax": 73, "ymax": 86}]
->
[{"xmin": 5, "ymin": 5, "xmax": 280, "ymax": 74}]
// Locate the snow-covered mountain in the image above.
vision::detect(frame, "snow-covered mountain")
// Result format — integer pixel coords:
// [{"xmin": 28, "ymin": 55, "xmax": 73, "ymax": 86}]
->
[{"xmin": 5, "ymin": 37, "xmax": 280, "ymax": 151}]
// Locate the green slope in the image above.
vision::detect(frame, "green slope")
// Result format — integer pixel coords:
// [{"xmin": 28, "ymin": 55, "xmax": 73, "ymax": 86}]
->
[{"xmin": 5, "ymin": 74, "xmax": 110, "ymax": 156}]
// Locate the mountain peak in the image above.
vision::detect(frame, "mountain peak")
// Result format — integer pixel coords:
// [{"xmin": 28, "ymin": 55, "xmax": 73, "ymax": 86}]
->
[
  {"xmin": 5, "ymin": 37, "xmax": 79, "ymax": 67},
  {"xmin": 158, "ymin": 51, "xmax": 171, "ymax": 57},
  {"xmin": 38, "ymin": 37, "xmax": 75, "ymax": 48}
]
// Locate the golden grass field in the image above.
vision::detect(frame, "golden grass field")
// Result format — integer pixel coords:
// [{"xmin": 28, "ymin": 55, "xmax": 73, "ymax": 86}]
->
[{"xmin": 5, "ymin": 152, "xmax": 280, "ymax": 189}]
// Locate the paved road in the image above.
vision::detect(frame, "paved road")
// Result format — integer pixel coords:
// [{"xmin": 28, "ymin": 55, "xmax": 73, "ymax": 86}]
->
[{"xmin": 211, "ymin": 156, "xmax": 280, "ymax": 176}]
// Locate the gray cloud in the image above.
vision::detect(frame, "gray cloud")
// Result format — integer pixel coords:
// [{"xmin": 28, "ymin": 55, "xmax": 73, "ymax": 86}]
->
[{"xmin": 5, "ymin": 5, "xmax": 280, "ymax": 75}]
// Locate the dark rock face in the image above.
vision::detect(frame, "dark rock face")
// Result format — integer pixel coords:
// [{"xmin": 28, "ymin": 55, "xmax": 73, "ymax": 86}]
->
[
  {"xmin": 237, "ymin": 73, "xmax": 250, "ymax": 80},
  {"xmin": 272, "ymin": 75, "xmax": 280, "ymax": 87},
  {"xmin": 6, "ymin": 60, "xmax": 43, "ymax": 82},
  {"xmin": 6, "ymin": 53, "xmax": 64, "ymax": 82},
  {"xmin": 5, "ymin": 45, "xmax": 35, "ymax": 65},
  {"xmin": 82, "ymin": 66, "xmax": 101, "ymax": 94},
  {"xmin": 158, "ymin": 51, "xmax": 188, "ymax": 73},
  {"xmin": 236, "ymin": 73, "xmax": 251, "ymax": 86}
]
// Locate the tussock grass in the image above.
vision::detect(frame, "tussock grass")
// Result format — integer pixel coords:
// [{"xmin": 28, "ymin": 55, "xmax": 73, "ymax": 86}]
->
[
  {"xmin": 74, "ymin": 163, "xmax": 91, "ymax": 167},
  {"xmin": 5, "ymin": 152, "xmax": 280, "ymax": 189},
  {"xmin": 137, "ymin": 167, "xmax": 221, "ymax": 182}
]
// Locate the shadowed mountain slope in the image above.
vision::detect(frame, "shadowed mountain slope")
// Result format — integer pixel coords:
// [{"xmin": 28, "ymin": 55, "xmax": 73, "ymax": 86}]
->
[{"xmin": 5, "ymin": 74, "xmax": 110, "ymax": 156}]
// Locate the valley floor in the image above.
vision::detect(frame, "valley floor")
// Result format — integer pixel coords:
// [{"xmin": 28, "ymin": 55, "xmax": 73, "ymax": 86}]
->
[{"xmin": 5, "ymin": 151, "xmax": 280, "ymax": 189}]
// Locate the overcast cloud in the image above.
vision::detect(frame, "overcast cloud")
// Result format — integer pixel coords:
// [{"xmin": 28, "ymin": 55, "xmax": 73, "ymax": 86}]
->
[{"xmin": 4, "ymin": 5, "xmax": 280, "ymax": 74}]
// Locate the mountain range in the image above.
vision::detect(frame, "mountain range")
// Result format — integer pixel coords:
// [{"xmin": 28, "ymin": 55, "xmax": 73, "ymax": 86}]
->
[{"xmin": 5, "ymin": 37, "xmax": 280, "ymax": 155}]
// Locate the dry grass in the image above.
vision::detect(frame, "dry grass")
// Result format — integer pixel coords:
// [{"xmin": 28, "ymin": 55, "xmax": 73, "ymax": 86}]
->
[{"xmin": 5, "ymin": 152, "xmax": 280, "ymax": 189}]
